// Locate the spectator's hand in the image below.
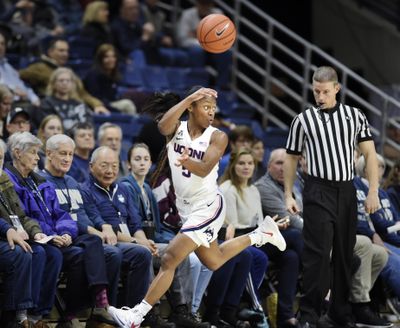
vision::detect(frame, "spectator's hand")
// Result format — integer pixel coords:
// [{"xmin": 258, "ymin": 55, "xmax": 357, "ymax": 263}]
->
[
  {"xmin": 286, "ymin": 196, "xmax": 300, "ymax": 215},
  {"xmin": 17, "ymin": 229, "xmax": 29, "ymax": 240},
  {"xmin": 372, "ymin": 233, "xmax": 391, "ymax": 254},
  {"xmin": 142, "ymin": 22, "xmax": 155, "ymax": 41},
  {"xmin": 51, "ymin": 25, "xmax": 64, "ymax": 36},
  {"xmin": 88, "ymin": 226, "xmax": 105, "ymax": 242},
  {"xmin": 15, "ymin": 0, "xmax": 34, "ymax": 9},
  {"xmin": 32, "ymin": 99, "xmax": 40, "ymax": 107},
  {"xmin": 52, "ymin": 235, "xmax": 65, "ymax": 247},
  {"xmin": 34, "ymin": 232, "xmax": 47, "ymax": 241},
  {"xmin": 6, "ymin": 228, "xmax": 32, "ymax": 252},
  {"xmin": 13, "ymin": 87, "xmax": 28, "ymax": 99},
  {"xmin": 102, "ymin": 225, "xmax": 118, "ymax": 245},
  {"xmin": 161, "ymin": 35, "xmax": 174, "ymax": 47},
  {"xmin": 94, "ymin": 106, "xmax": 110, "ymax": 114},
  {"xmin": 225, "ymin": 224, "xmax": 235, "ymax": 240},
  {"xmin": 275, "ymin": 216, "xmax": 290, "ymax": 230},
  {"xmin": 61, "ymin": 234, "xmax": 72, "ymax": 247},
  {"xmin": 137, "ymin": 238, "xmax": 158, "ymax": 256},
  {"xmin": 365, "ymin": 191, "xmax": 380, "ymax": 214}
]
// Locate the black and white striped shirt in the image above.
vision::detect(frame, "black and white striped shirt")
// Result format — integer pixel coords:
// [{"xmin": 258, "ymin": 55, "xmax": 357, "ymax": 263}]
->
[{"xmin": 286, "ymin": 103, "xmax": 373, "ymax": 181}]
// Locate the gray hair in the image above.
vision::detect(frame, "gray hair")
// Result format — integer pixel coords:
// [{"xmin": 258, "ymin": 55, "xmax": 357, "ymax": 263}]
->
[
  {"xmin": 90, "ymin": 146, "xmax": 118, "ymax": 164},
  {"xmin": 312, "ymin": 66, "xmax": 338, "ymax": 84},
  {"xmin": 7, "ymin": 132, "xmax": 42, "ymax": 160},
  {"xmin": 0, "ymin": 139, "xmax": 6, "ymax": 154},
  {"xmin": 268, "ymin": 148, "xmax": 286, "ymax": 166},
  {"xmin": 46, "ymin": 134, "xmax": 75, "ymax": 151},
  {"xmin": 97, "ymin": 122, "xmax": 122, "ymax": 142},
  {"xmin": 355, "ymin": 154, "xmax": 385, "ymax": 178}
]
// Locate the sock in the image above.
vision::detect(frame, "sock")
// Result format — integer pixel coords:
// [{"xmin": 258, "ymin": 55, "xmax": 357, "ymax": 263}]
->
[
  {"xmin": 28, "ymin": 314, "xmax": 42, "ymax": 324},
  {"xmin": 16, "ymin": 310, "xmax": 28, "ymax": 323},
  {"xmin": 136, "ymin": 300, "xmax": 153, "ymax": 316},
  {"xmin": 248, "ymin": 231, "xmax": 263, "ymax": 246},
  {"xmin": 95, "ymin": 287, "xmax": 109, "ymax": 308}
]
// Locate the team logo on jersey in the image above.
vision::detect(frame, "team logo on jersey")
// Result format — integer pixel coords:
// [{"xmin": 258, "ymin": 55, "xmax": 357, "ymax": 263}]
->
[
  {"xmin": 117, "ymin": 194, "xmax": 125, "ymax": 203},
  {"xmin": 174, "ymin": 143, "xmax": 205, "ymax": 160},
  {"xmin": 176, "ymin": 130, "xmax": 184, "ymax": 140},
  {"xmin": 204, "ymin": 227, "xmax": 214, "ymax": 242}
]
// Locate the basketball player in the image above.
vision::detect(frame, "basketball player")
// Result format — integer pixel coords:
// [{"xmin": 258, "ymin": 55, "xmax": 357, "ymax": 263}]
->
[{"xmin": 108, "ymin": 87, "xmax": 286, "ymax": 328}]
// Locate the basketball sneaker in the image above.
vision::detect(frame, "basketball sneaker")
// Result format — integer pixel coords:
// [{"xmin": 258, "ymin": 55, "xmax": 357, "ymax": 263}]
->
[
  {"xmin": 108, "ymin": 305, "xmax": 143, "ymax": 328},
  {"xmin": 250, "ymin": 215, "xmax": 286, "ymax": 251}
]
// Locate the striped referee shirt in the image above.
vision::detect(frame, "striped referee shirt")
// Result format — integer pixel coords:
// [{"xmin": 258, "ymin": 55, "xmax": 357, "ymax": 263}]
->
[{"xmin": 286, "ymin": 103, "xmax": 373, "ymax": 181}]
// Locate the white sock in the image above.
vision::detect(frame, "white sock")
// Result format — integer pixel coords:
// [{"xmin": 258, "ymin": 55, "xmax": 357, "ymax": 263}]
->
[
  {"xmin": 248, "ymin": 231, "xmax": 263, "ymax": 246},
  {"xmin": 16, "ymin": 310, "xmax": 28, "ymax": 323},
  {"xmin": 135, "ymin": 300, "xmax": 152, "ymax": 316},
  {"xmin": 28, "ymin": 314, "xmax": 42, "ymax": 324}
]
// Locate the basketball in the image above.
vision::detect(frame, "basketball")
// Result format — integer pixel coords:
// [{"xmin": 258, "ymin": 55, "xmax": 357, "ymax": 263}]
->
[{"xmin": 197, "ymin": 14, "xmax": 236, "ymax": 53}]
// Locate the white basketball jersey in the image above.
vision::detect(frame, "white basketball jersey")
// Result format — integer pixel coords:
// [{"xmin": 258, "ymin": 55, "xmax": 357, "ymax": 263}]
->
[{"xmin": 167, "ymin": 121, "xmax": 219, "ymax": 204}]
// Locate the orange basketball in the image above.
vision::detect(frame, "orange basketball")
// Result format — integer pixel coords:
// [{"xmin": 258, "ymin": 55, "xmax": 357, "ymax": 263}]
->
[{"xmin": 197, "ymin": 14, "xmax": 236, "ymax": 53}]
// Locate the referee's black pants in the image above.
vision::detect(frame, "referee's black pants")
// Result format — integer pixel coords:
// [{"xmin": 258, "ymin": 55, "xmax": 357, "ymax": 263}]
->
[{"xmin": 300, "ymin": 176, "xmax": 357, "ymax": 325}]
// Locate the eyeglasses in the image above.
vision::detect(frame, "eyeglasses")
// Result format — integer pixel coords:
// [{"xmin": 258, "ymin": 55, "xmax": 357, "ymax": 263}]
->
[{"xmin": 11, "ymin": 120, "xmax": 30, "ymax": 126}]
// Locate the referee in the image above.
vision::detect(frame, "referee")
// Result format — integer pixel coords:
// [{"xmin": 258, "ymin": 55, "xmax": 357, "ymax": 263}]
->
[{"xmin": 284, "ymin": 66, "xmax": 380, "ymax": 328}]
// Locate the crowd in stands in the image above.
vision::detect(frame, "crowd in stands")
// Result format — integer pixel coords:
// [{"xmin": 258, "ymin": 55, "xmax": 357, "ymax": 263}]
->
[{"xmin": 0, "ymin": 1, "xmax": 399, "ymax": 328}]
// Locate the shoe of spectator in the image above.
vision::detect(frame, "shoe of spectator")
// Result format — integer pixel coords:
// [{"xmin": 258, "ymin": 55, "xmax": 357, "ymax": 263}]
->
[
  {"xmin": 169, "ymin": 305, "xmax": 210, "ymax": 328},
  {"xmin": 108, "ymin": 305, "xmax": 144, "ymax": 328},
  {"xmin": 32, "ymin": 321, "xmax": 50, "ymax": 328},
  {"xmin": 237, "ymin": 308, "xmax": 264, "ymax": 323},
  {"xmin": 386, "ymin": 297, "xmax": 400, "ymax": 319},
  {"xmin": 316, "ymin": 315, "xmax": 356, "ymax": 328},
  {"xmin": 17, "ymin": 320, "xmax": 33, "ymax": 328},
  {"xmin": 142, "ymin": 307, "xmax": 176, "ymax": 328},
  {"xmin": 352, "ymin": 303, "xmax": 393, "ymax": 328},
  {"xmin": 85, "ymin": 318, "xmax": 117, "ymax": 328},
  {"xmin": 250, "ymin": 216, "xmax": 286, "ymax": 250},
  {"xmin": 55, "ymin": 318, "xmax": 85, "ymax": 328},
  {"xmin": 90, "ymin": 307, "xmax": 117, "ymax": 325}
]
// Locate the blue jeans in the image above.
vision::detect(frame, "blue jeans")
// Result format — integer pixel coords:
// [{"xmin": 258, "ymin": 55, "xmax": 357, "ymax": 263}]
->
[
  {"xmin": 379, "ymin": 242, "xmax": 400, "ymax": 298},
  {"xmin": 117, "ymin": 242, "xmax": 152, "ymax": 306},
  {"xmin": 190, "ymin": 252, "xmax": 213, "ymax": 313}
]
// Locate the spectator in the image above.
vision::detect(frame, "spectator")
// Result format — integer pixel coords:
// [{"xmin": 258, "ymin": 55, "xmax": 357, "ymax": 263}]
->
[
  {"xmin": 111, "ymin": 0, "xmax": 159, "ymax": 63},
  {"xmin": 120, "ymin": 143, "xmax": 207, "ymax": 327},
  {"xmin": 19, "ymin": 37, "xmax": 110, "ymax": 114},
  {"xmin": 0, "ymin": 84, "xmax": 13, "ymax": 137},
  {"xmin": 0, "ymin": 138, "xmax": 61, "ymax": 328},
  {"xmin": 218, "ymin": 125, "xmax": 254, "ymax": 177},
  {"xmin": 5, "ymin": 131, "xmax": 114, "ymax": 327},
  {"xmin": 39, "ymin": 67, "xmax": 93, "ymax": 131},
  {"xmin": 383, "ymin": 160, "xmax": 400, "ymax": 215},
  {"xmin": 97, "ymin": 122, "xmax": 129, "ymax": 177},
  {"xmin": 50, "ymin": 0, "xmax": 84, "ymax": 35},
  {"xmin": 81, "ymin": 1, "xmax": 114, "ymax": 50},
  {"xmin": 68, "ymin": 122, "xmax": 95, "ymax": 183},
  {"xmin": 37, "ymin": 114, "xmax": 63, "ymax": 169},
  {"xmin": 83, "ymin": 43, "xmax": 136, "ymax": 115},
  {"xmin": 41, "ymin": 134, "xmax": 122, "ymax": 324},
  {"xmin": 176, "ymin": 0, "xmax": 232, "ymax": 89},
  {"xmin": 80, "ymin": 146, "xmax": 153, "ymax": 308},
  {"xmin": 0, "ymin": 30, "xmax": 40, "ymax": 106},
  {"xmin": 5, "ymin": 106, "xmax": 31, "ymax": 139},
  {"xmin": 251, "ymin": 138, "xmax": 267, "ymax": 183},
  {"xmin": 254, "ymin": 149, "xmax": 303, "ymax": 327}
]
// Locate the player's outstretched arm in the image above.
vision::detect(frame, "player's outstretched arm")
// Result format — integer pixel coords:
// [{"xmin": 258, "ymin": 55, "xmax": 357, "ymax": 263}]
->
[
  {"xmin": 177, "ymin": 130, "xmax": 228, "ymax": 177},
  {"xmin": 158, "ymin": 87, "xmax": 218, "ymax": 136}
]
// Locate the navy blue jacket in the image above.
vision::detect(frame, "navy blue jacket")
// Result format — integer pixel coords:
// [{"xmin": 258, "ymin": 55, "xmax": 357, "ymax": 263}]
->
[{"xmin": 80, "ymin": 174, "xmax": 142, "ymax": 235}]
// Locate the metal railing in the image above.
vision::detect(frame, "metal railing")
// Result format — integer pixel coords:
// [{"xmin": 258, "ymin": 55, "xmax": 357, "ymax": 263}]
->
[{"xmin": 159, "ymin": 0, "xmax": 400, "ymax": 163}]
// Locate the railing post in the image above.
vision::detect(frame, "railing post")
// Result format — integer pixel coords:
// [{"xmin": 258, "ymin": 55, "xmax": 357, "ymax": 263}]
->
[
  {"xmin": 302, "ymin": 47, "xmax": 311, "ymax": 107},
  {"xmin": 232, "ymin": 0, "xmax": 241, "ymax": 93},
  {"xmin": 263, "ymin": 20, "xmax": 274, "ymax": 127},
  {"xmin": 380, "ymin": 98, "xmax": 389, "ymax": 154},
  {"xmin": 340, "ymin": 71, "xmax": 348, "ymax": 104}
]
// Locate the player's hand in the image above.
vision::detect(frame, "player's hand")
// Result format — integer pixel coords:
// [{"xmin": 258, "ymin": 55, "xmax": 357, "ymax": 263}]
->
[
  {"xmin": 188, "ymin": 88, "xmax": 218, "ymax": 103},
  {"xmin": 365, "ymin": 191, "xmax": 380, "ymax": 214},
  {"xmin": 285, "ymin": 196, "xmax": 300, "ymax": 214},
  {"xmin": 6, "ymin": 228, "xmax": 32, "ymax": 252},
  {"xmin": 175, "ymin": 148, "xmax": 189, "ymax": 167},
  {"xmin": 225, "ymin": 224, "xmax": 235, "ymax": 240}
]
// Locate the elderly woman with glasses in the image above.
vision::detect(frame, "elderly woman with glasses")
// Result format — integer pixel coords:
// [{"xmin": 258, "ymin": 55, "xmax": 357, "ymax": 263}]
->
[{"xmin": 4, "ymin": 131, "xmax": 116, "ymax": 327}]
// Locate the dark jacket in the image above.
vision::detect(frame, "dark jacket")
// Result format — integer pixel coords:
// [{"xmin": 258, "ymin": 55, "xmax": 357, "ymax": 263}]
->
[
  {"xmin": 0, "ymin": 172, "xmax": 42, "ymax": 238},
  {"xmin": 4, "ymin": 163, "xmax": 78, "ymax": 238},
  {"xmin": 80, "ymin": 174, "xmax": 142, "ymax": 235}
]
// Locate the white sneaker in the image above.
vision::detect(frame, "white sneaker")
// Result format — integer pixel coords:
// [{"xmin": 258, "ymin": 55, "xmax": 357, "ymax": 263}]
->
[
  {"xmin": 251, "ymin": 215, "xmax": 286, "ymax": 251},
  {"xmin": 108, "ymin": 305, "xmax": 143, "ymax": 328}
]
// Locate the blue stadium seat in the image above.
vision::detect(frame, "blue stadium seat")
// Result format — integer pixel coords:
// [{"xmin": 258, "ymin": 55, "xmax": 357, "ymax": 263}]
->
[
  {"xmin": 140, "ymin": 66, "xmax": 170, "ymax": 91},
  {"xmin": 122, "ymin": 64, "xmax": 144, "ymax": 88},
  {"xmin": 129, "ymin": 49, "xmax": 147, "ymax": 68},
  {"xmin": 67, "ymin": 35, "xmax": 97, "ymax": 60},
  {"xmin": 68, "ymin": 59, "xmax": 92, "ymax": 79},
  {"xmin": 159, "ymin": 47, "xmax": 189, "ymax": 67},
  {"xmin": 263, "ymin": 127, "xmax": 289, "ymax": 149}
]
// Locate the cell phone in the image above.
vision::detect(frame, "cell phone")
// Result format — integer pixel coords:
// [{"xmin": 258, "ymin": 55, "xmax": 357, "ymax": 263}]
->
[{"xmin": 276, "ymin": 218, "xmax": 290, "ymax": 224}]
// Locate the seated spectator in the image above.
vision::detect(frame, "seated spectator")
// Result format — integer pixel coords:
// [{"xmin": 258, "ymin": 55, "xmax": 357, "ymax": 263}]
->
[
  {"xmin": 37, "ymin": 114, "xmax": 63, "ymax": 169},
  {"xmin": 0, "ymin": 30, "xmax": 40, "ymax": 106},
  {"xmin": 97, "ymin": 122, "xmax": 129, "ymax": 177},
  {"xmin": 254, "ymin": 148, "xmax": 303, "ymax": 327},
  {"xmin": 120, "ymin": 143, "xmax": 207, "ymax": 327},
  {"xmin": 80, "ymin": 146, "xmax": 153, "ymax": 309},
  {"xmin": 5, "ymin": 106, "xmax": 31, "ymax": 140},
  {"xmin": 68, "ymin": 122, "xmax": 95, "ymax": 183},
  {"xmin": 111, "ymin": 0, "xmax": 160, "ymax": 64},
  {"xmin": 218, "ymin": 125, "xmax": 254, "ymax": 177},
  {"xmin": 41, "ymin": 134, "xmax": 123, "ymax": 325},
  {"xmin": 251, "ymin": 138, "xmax": 267, "ymax": 183},
  {"xmin": 0, "ymin": 138, "xmax": 61, "ymax": 328},
  {"xmin": 176, "ymin": 0, "xmax": 232, "ymax": 89},
  {"xmin": 5, "ymin": 131, "xmax": 115, "ymax": 327},
  {"xmin": 50, "ymin": 0, "xmax": 83, "ymax": 36},
  {"xmin": 383, "ymin": 159, "xmax": 400, "ymax": 215},
  {"xmin": 0, "ymin": 84, "xmax": 13, "ymax": 137},
  {"xmin": 39, "ymin": 67, "xmax": 93, "ymax": 131},
  {"xmin": 83, "ymin": 43, "xmax": 136, "ymax": 115},
  {"xmin": 81, "ymin": 1, "xmax": 114, "ymax": 50},
  {"xmin": 19, "ymin": 37, "xmax": 110, "ymax": 114}
]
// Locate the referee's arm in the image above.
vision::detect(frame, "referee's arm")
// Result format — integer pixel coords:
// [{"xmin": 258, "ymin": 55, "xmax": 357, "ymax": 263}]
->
[{"xmin": 284, "ymin": 153, "xmax": 301, "ymax": 214}]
